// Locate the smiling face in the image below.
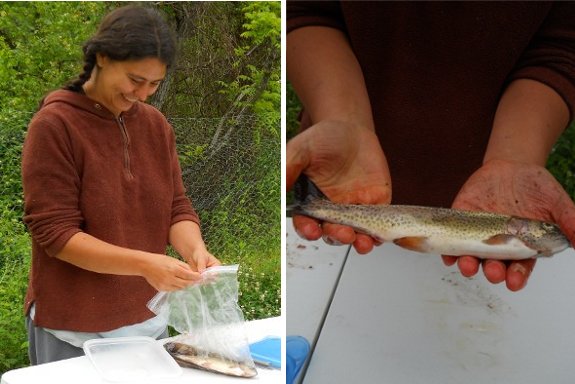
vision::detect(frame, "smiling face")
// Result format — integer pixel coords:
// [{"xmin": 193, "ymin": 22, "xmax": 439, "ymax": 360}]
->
[{"xmin": 84, "ymin": 54, "xmax": 166, "ymax": 117}]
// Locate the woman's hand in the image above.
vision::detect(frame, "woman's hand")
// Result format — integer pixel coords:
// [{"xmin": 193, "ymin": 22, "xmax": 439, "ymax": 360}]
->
[
  {"xmin": 186, "ymin": 247, "xmax": 221, "ymax": 273},
  {"xmin": 140, "ymin": 254, "xmax": 202, "ymax": 292},
  {"xmin": 287, "ymin": 120, "xmax": 392, "ymax": 254},
  {"xmin": 443, "ymin": 159, "xmax": 575, "ymax": 291}
]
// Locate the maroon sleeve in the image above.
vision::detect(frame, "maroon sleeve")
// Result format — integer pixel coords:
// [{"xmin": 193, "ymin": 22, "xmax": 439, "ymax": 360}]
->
[
  {"xmin": 22, "ymin": 112, "xmax": 83, "ymax": 256},
  {"xmin": 287, "ymin": 1, "xmax": 346, "ymax": 34},
  {"xmin": 509, "ymin": 2, "xmax": 575, "ymax": 120}
]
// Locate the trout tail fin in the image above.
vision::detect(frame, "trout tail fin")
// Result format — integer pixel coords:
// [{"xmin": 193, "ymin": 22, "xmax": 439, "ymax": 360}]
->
[
  {"xmin": 287, "ymin": 175, "xmax": 327, "ymax": 216},
  {"xmin": 294, "ymin": 174, "xmax": 326, "ymax": 201}
]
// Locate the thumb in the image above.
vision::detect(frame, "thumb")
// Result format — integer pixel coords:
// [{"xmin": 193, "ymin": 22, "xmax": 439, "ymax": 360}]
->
[{"xmin": 194, "ymin": 255, "xmax": 207, "ymax": 273}]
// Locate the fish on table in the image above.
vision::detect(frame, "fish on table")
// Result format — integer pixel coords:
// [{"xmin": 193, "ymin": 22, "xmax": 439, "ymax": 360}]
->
[
  {"xmin": 291, "ymin": 177, "xmax": 570, "ymax": 260},
  {"xmin": 164, "ymin": 341, "xmax": 258, "ymax": 378}
]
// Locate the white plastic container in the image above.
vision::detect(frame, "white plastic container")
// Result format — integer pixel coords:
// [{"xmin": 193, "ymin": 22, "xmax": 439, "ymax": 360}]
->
[{"xmin": 83, "ymin": 336, "xmax": 182, "ymax": 382}]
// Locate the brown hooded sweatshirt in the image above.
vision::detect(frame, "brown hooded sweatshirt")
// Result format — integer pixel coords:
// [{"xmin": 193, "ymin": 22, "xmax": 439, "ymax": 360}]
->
[{"xmin": 22, "ymin": 89, "xmax": 199, "ymax": 332}]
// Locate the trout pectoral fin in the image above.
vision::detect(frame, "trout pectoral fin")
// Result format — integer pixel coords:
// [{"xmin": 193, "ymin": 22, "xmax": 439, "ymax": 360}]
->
[
  {"xmin": 393, "ymin": 236, "xmax": 430, "ymax": 252},
  {"xmin": 483, "ymin": 234, "xmax": 516, "ymax": 245}
]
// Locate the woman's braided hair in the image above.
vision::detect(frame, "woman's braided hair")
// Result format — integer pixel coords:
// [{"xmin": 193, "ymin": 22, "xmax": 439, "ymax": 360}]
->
[{"xmin": 64, "ymin": 6, "xmax": 176, "ymax": 93}]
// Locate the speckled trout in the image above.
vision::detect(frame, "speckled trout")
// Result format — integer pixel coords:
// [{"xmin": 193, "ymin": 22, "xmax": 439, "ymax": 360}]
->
[
  {"xmin": 164, "ymin": 341, "xmax": 257, "ymax": 378},
  {"xmin": 292, "ymin": 178, "xmax": 569, "ymax": 260}
]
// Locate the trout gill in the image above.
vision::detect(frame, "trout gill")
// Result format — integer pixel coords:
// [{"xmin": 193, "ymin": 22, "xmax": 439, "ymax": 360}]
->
[{"xmin": 292, "ymin": 178, "xmax": 570, "ymax": 260}]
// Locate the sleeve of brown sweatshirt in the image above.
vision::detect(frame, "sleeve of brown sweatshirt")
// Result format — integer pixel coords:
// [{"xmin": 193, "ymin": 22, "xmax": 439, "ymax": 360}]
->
[
  {"xmin": 22, "ymin": 112, "xmax": 84, "ymax": 257},
  {"xmin": 507, "ymin": 1, "xmax": 575, "ymax": 121}
]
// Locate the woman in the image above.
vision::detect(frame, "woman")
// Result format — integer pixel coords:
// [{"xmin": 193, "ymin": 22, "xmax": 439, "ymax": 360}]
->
[{"xmin": 22, "ymin": 6, "xmax": 220, "ymax": 364}]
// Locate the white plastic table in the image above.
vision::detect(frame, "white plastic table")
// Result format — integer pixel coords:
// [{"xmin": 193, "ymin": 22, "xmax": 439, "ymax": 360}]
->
[
  {"xmin": 287, "ymin": 218, "xmax": 575, "ymax": 383},
  {"xmin": 286, "ymin": 221, "xmax": 349, "ymax": 345},
  {"xmin": 1, "ymin": 317, "xmax": 282, "ymax": 384},
  {"xmin": 286, "ymin": 218, "xmax": 350, "ymax": 383}
]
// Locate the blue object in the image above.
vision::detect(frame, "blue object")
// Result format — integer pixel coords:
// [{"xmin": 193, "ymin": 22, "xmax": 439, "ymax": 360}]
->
[
  {"xmin": 286, "ymin": 336, "xmax": 310, "ymax": 384},
  {"xmin": 249, "ymin": 337, "xmax": 281, "ymax": 369}
]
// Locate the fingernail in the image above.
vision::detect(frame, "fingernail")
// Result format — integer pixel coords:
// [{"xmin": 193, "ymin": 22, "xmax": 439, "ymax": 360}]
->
[
  {"xmin": 510, "ymin": 263, "xmax": 529, "ymax": 290},
  {"xmin": 511, "ymin": 263, "xmax": 528, "ymax": 276},
  {"xmin": 322, "ymin": 234, "xmax": 343, "ymax": 246}
]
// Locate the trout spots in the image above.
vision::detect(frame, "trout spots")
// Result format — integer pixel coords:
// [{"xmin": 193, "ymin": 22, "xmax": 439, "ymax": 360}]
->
[{"xmin": 297, "ymin": 195, "xmax": 570, "ymax": 259}]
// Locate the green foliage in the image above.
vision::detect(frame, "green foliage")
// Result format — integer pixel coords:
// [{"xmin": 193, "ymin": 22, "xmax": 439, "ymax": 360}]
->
[
  {"xmin": 547, "ymin": 122, "xmax": 575, "ymax": 200},
  {"xmin": 239, "ymin": 2, "xmax": 280, "ymax": 49},
  {"xmin": 158, "ymin": 2, "xmax": 280, "ymax": 123},
  {"xmin": 238, "ymin": 261, "xmax": 280, "ymax": 320},
  {"xmin": 201, "ymin": 165, "xmax": 280, "ymax": 260},
  {"xmin": 0, "ymin": 249, "xmax": 30, "ymax": 372},
  {"xmin": 177, "ymin": 142, "xmax": 209, "ymax": 169},
  {"xmin": 0, "ymin": 122, "xmax": 26, "ymax": 224},
  {"xmin": 0, "ymin": 2, "xmax": 111, "ymax": 113},
  {"xmin": 287, "ymin": 82, "xmax": 302, "ymax": 139},
  {"xmin": 236, "ymin": 1, "xmax": 281, "ymax": 120},
  {"xmin": 0, "ymin": 116, "xmax": 33, "ymax": 371},
  {"xmin": 217, "ymin": 1, "xmax": 280, "ymax": 129},
  {"xmin": 154, "ymin": 2, "xmax": 245, "ymax": 117}
]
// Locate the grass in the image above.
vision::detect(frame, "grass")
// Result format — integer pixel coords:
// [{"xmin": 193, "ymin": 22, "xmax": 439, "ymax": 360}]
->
[{"xmin": 237, "ymin": 252, "xmax": 281, "ymax": 320}]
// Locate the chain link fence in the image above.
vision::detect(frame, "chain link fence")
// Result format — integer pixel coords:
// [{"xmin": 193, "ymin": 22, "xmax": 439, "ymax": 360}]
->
[
  {"xmin": 169, "ymin": 114, "xmax": 281, "ymax": 260},
  {"xmin": 169, "ymin": 114, "xmax": 281, "ymax": 321}
]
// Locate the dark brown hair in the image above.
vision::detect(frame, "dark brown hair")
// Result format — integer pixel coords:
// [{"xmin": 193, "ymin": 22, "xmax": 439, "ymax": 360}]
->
[{"xmin": 64, "ymin": 6, "xmax": 176, "ymax": 93}]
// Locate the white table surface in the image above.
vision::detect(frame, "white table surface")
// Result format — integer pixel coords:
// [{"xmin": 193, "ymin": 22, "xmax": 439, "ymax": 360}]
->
[
  {"xmin": 287, "ymin": 219, "xmax": 575, "ymax": 383},
  {"xmin": 1, "ymin": 317, "xmax": 282, "ymax": 384},
  {"xmin": 286, "ymin": 221, "xmax": 349, "ymax": 344},
  {"xmin": 286, "ymin": 219, "xmax": 350, "ymax": 383}
]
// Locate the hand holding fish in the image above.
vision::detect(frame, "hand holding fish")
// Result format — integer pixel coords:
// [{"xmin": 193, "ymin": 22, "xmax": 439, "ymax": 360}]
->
[
  {"xmin": 287, "ymin": 120, "xmax": 391, "ymax": 253},
  {"xmin": 443, "ymin": 159, "xmax": 575, "ymax": 291},
  {"xmin": 443, "ymin": 79, "xmax": 575, "ymax": 291}
]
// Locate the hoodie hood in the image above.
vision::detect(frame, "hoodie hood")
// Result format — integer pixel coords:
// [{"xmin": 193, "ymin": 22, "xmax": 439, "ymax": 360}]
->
[{"xmin": 40, "ymin": 89, "xmax": 140, "ymax": 120}]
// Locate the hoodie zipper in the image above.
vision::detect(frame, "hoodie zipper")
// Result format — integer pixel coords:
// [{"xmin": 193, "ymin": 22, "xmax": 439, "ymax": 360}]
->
[{"xmin": 117, "ymin": 115, "xmax": 134, "ymax": 180}]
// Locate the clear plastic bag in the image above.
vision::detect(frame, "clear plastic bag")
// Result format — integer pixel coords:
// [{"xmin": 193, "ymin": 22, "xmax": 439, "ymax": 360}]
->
[{"xmin": 147, "ymin": 265, "xmax": 257, "ymax": 377}]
